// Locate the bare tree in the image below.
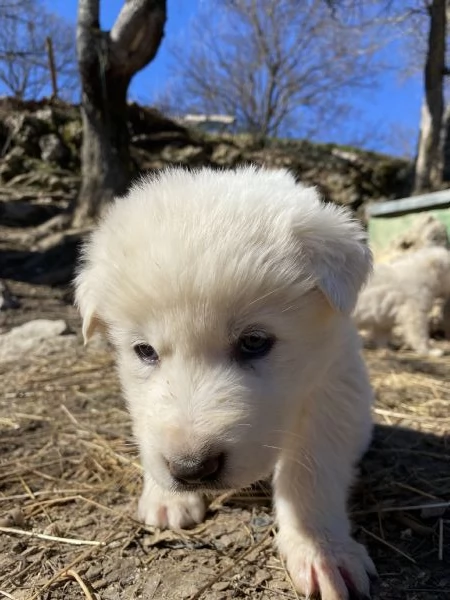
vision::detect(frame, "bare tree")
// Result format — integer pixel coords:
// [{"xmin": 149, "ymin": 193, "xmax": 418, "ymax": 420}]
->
[
  {"xmin": 74, "ymin": 0, "xmax": 166, "ymax": 225},
  {"xmin": 157, "ymin": 0, "xmax": 391, "ymax": 141},
  {"xmin": 350, "ymin": 0, "xmax": 449, "ymax": 190},
  {"xmin": 414, "ymin": 0, "xmax": 447, "ymax": 192},
  {"xmin": 440, "ymin": 1, "xmax": 450, "ymax": 181},
  {"xmin": 0, "ymin": 0, "xmax": 78, "ymax": 100},
  {"xmin": 322, "ymin": 1, "xmax": 450, "ymax": 185},
  {"xmin": 442, "ymin": 103, "xmax": 450, "ymax": 180}
]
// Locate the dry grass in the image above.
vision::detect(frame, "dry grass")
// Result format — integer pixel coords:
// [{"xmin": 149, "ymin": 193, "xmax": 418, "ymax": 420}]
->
[{"xmin": 0, "ymin": 283, "xmax": 449, "ymax": 599}]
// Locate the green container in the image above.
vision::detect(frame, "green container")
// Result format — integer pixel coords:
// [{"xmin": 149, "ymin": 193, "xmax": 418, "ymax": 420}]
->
[{"xmin": 367, "ymin": 190, "xmax": 450, "ymax": 256}]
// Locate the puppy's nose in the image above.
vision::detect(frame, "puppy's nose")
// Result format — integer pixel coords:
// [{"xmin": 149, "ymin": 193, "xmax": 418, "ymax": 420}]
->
[{"xmin": 168, "ymin": 453, "xmax": 224, "ymax": 485}]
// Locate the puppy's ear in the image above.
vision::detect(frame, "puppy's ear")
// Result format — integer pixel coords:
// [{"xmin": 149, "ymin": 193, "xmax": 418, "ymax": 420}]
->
[
  {"xmin": 74, "ymin": 267, "xmax": 104, "ymax": 344},
  {"xmin": 292, "ymin": 190, "xmax": 372, "ymax": 314}
]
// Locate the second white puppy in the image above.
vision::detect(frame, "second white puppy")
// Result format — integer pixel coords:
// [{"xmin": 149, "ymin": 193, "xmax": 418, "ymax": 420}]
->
[
  {"xmin": 76, "ymin": 167, "xmax": 375, "ymax": 600},
  {"xmin": 354, "ymin": 246, "xmax": 450, "ymax": 356}
]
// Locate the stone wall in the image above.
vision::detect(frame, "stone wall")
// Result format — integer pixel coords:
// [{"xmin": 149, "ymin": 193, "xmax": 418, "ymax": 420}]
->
[{"xmin": 0, "ymin": 97, "xmax": 412, "ymax": 224}]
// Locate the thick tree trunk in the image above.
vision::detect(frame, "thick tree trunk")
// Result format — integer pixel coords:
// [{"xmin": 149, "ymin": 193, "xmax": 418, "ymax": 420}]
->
[
  {"xmin": 414, "ymin": 0, "xmax": 446, "ymax": 193},
  {"xmin": 73, "ymin": 0, "xmax": 166, "ymax": 226},
  {"xmin": 441, "ymin": 2, "xmax": 450, "ymax": 182},
  {"xmin": 75, "ymin": 66, "xmax": 131, "ymax": 225},
  {"xmin": 442, "ymin": 104, "xmax": 450, "ymax": 181}
]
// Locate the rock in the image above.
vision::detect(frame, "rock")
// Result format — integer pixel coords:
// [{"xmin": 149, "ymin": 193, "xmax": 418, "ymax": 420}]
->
[
  {"xmin": 211, "ymin": 143, "xmax": 242, "ymax": 165},
  {"xmin": 62, "ymin": 120, "xmax": 82, "ymax": 146},
  {"xmin": 212, "ymin": 581, "xmax": 230, "ymax": 591},
  {"xmin": 34, "ymin": 106, "xmax": 55, "ymax": 124},
  {"xmin": 331, "ymin": 147, "xmax": 364, "ymax": 165},
  {"xmin": 0, "ymin": 97, "xmax": 413, "ymax": 242},
  {"xmin": 0, "ymin": 319, "xmax": 76, "ymax": 363},
  {"xmin": 127, "ymin": 102, "xmax": 188, "ymax": 136},
  {"xmin": 39, "ymin": 133, "xmax": 69, "ymax": 164},
  {"xmin": 162, "ymin": 144, "xmax": 208, "ymax": 164},
  {"xmin": 0, "ymin": 507, "xmax": 25, "ymax": 528},
  {"xmin": 0, "ymin": 147, "xmax": 27, "ymax": 181},
  {"xmin": 4, "ymin": 113, "xmax": 50, "ymax": 156}
]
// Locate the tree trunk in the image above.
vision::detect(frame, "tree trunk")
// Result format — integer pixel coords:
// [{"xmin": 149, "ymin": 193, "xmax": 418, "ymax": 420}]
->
[
  {"xmin": 73, "ymin": 0, "xmax": 166, "ymax": 226},
  {"xmin": 414, "ymin": 0, "xmax": 446, "ymax": 193},
  {"xmin": 442, "ymin": 104, "xmax": 450, "ymax": 181},
  {"xmin": 441, "ymin": 1, "xmax": 450, "ymax": 181},
  {"xmin": 76, "ymin": 68, "xmax": 132, "ymax": 225}
]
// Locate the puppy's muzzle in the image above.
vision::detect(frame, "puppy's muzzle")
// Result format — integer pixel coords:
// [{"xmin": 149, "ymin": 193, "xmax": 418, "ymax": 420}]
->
[{"xmin": 167, "ymin": 452, "xmax": 225, "ymax": 486}]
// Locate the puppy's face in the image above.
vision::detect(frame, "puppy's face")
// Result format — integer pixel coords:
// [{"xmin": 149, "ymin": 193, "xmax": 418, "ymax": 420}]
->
[
  {"xmin": 76, "ymin": 168, "xmax": 371, "ymax": 492},
  {"xmin": 111, "ymin": 282, "xmax": 337, "ymax": 492}
]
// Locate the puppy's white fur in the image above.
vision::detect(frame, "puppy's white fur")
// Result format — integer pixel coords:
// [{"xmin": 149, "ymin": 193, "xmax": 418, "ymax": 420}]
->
[
  {"xmin": 76, "ymin": 167, "xmax": 375, "ymax": 600},
  {"xmin": 354, "ymin": 246, "xmax": 450, "ymax": 356}
]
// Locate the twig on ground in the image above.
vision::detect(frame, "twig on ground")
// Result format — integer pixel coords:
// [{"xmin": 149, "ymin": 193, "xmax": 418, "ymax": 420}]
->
[
  {"xmin": 360, "ymin": 527, "xmax": 416, "ymax": 564},
  {"xmin": 0, "ymin": 526, "xmax": 104, "ymax": 547},
  {"xmin": 189, "ymin": 527, "xmax": 274, "ymax": 600},
  {"xmin": 64, "ymin": 570, "xmax": 97, "ymax": 600}
]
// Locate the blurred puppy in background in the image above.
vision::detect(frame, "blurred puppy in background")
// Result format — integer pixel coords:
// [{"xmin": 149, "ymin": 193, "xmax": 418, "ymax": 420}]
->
[
  {"xmin": 76, "ymin": 167, "xmax": 375, "ymax": 600},
  {"xmin": 354, "ymin": 246, "xmax": 450, "ymax": 356}
]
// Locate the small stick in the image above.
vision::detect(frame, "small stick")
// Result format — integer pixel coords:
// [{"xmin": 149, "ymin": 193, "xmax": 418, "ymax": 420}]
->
[
  {"xmin": 45, "ymin": 36, "xmax": 58, "ymax": 99},
  {"xmin": 353, "ymin": 500, "xmax": 450, "ymax": 516},
  {"xmin": 28, "ymin": 516, "xmax": 124, "ymax": 600},
  {"xmin": 28, "ymin": 546, "xmax": 98, "ymax": 600},
  {"xmin": 65, "ymin": 570, "xmax": 96, "ymax": 600},
  {"xmin": 438, "ymin": 518, "xmax": 444, "ymax": 561},
  {"xmin": 189, "ymin": 527, "xmax": 273, "ymax": 600},
  {"xmin": 0, "ymin": 526, "xmax": 103, "ymax": 547},
  {"xmin": 393, "ymin": 482, "xmax": 439, "ymax": 500},
  {"xmin": 374, "ymin": 407, "xmax": 450, "ymax": 422},
  {"xmin": 360, "ymin": 527, "xmax": 416, "ymax": 564}
]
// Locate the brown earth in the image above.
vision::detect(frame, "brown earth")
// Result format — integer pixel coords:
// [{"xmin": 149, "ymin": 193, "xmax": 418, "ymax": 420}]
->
[
  {"xmin": 0, "ymin": 97, "xmax": 411, "ymax": 221},
  {"xmin": 0, "ymin": 281, "xmax": 449, "ymax": 600},
  {"xmin": 1, "ymin": 97, "xmax": 449, "ymax": 600},
  {"xmin": 0, "ymin": 98, "xmax": 413, "ymax": 290}
]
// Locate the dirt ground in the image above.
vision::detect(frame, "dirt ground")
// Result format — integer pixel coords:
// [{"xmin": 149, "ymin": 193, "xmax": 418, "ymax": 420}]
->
[{"xmin": 1, "ymin": 281, "xmax": 449, "ymax": 600}]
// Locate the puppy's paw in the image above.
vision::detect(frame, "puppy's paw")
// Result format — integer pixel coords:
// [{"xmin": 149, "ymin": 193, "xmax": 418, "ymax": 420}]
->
[
  {"xmin": 137, "ymin": 484, "xmax": 205, "ymax": 529},
  {"xmin": 278, "ymin": 531, "xmax": 376, "ymax": 600}
]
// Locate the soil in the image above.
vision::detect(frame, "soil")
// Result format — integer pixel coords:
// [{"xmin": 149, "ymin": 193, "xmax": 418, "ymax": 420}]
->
[{"xmin": 1, "ymin": 281, "xmax": 449, "ymax": 600}]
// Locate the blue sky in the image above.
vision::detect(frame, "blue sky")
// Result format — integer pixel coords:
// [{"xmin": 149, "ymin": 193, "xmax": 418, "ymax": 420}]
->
[{"xmin": 43, "ymin": 1, "xmax": 422, "ymax": 156}]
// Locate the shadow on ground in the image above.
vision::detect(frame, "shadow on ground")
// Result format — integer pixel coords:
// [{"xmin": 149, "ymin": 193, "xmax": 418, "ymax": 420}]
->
[{"xmin": 0, "ymin": 281, "xmax": 449, "ymax": 600}]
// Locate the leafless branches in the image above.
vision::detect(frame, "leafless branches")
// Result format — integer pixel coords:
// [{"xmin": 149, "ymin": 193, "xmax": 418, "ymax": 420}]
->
[
  {"xmin": 0, "ymin": 0, "xmax": 78, "ymax": 100},
  {"xmin": 158, "ymin": 0, "xmax": 396, "ymax": 140}
]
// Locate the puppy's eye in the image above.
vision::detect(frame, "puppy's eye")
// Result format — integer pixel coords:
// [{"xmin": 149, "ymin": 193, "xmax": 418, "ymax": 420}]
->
[
  {"xmin": 133, "ymin": 343, "xmax": 159, "ymax": 364},
  {"xmin": 234, "ymin": 330, "xmax": 275, "ymax": 361}
]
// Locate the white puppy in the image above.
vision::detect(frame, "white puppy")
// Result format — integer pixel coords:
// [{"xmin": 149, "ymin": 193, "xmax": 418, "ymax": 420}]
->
[
  {"xmin": 76, "ymin": 167, "xmax": 375, "ymax": 600},
  {"xmin": 354, "ymin": 246, "xmax": 450, "ymax": 356}
]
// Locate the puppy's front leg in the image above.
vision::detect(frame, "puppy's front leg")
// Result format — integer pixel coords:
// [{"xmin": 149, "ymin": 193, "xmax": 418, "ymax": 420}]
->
[
  {"xmin": 273, "ymin": 384, "xmax": 376, "ymax": 599},
  {"xmin": 399, "ymin": 302, "xmax": 443, "ymax": 357},
  {"xmin": 138, "ymin": 472, "xmax": 205, "ymax": 530}
]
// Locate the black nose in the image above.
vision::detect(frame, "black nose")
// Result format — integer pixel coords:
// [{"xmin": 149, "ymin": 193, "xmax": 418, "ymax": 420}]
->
[{"xmin": 168, "ymin": 453, "xmax": 224, "ymax": 485}]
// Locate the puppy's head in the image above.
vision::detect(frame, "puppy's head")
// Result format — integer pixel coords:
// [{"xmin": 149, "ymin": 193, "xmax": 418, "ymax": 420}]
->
[{"xmin": 75, "ymin": 167, "xmax": 371, "ymax": 492}]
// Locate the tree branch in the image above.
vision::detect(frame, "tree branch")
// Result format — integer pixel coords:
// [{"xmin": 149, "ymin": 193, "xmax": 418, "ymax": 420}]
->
[
  {"xmin": 77, "ymin": 0, "xmax": 100, "ymax": 68},
  {"xmin": 109, "ymin": 0, "xmax": 166, "ymax": 75}
]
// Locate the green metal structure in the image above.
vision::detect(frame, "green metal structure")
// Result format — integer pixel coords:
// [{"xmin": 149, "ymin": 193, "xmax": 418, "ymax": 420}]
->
[{"xmin": 366, "ymin": 189, "xmax": 450, "ymax": 255}]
